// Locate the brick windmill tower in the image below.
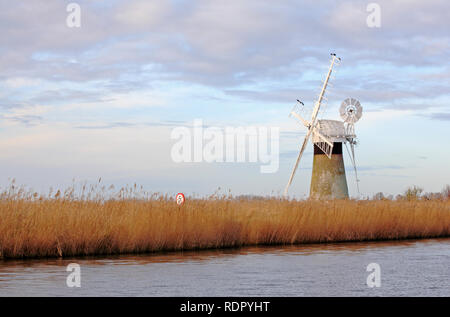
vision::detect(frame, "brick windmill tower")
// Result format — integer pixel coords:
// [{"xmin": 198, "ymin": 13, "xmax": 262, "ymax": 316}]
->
[{"xmin": 284, "ymin": 54, "xmax": 362, "ymax": 199}]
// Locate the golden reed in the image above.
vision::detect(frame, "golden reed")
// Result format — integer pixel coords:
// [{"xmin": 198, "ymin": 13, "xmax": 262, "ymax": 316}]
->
[{"xmin": 0, "ymin": 187, "xmax": 449, "ymax": 259}]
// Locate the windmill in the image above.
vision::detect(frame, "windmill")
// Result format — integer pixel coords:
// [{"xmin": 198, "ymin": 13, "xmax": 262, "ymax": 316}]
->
[{"xmin": 284, "ymin": 53, "xmax": 363, "ymax": 199}]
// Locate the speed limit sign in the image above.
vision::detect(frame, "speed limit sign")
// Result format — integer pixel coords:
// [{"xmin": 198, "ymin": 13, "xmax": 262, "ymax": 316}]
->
[{"xmin": 176, "ymin": 193, "xmax": 185, "ymax": 206}]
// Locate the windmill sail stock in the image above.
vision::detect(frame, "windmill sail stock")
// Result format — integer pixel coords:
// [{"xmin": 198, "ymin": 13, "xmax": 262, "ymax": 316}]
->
[
  {"xmin": 284, "ymin": 53, "xmax": 363, "ymax": 199},
  {"xmin": 284, "ymin": 53, "xmax": 341, "ymax": 196}
]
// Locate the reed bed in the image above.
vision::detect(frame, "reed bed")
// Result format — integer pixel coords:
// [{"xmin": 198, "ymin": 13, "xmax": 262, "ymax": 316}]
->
[{"xmin": 0, "ymin": 185, "xmax": 449, "ymax": 259}]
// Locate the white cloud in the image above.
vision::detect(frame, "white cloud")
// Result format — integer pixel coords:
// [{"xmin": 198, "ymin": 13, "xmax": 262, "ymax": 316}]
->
[
  {"xmin": 1, "ymin": 0, "xmax": 449, "ymax": 195},
  {"xmin": 3, "ymin": 77, "xmax": 41, "ymax": 88},
  {"xmin": 115, "ymin": 0, "xmax": 172, "ymax": 28}
]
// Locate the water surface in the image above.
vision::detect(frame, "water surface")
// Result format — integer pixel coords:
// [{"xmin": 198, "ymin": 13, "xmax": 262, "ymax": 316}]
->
[{"xmin": 0, "ymin": 238, "xmax": 448, "ymax": 296}]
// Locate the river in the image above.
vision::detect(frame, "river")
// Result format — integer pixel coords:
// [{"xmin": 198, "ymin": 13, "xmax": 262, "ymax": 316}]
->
[{"xmin": 0, "ymin": 238, "xmax": 448, "ymax": 296}]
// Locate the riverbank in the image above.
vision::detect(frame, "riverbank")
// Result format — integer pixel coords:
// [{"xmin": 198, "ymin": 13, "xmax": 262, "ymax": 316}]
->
[{"xmin": 0, "ymin": 197, "xmax": 449, "ymax": 259}]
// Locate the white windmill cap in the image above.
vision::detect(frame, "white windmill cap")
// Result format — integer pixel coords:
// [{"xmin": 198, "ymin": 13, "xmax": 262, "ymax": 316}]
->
[{"xmin": 313, "ymin": 119, "xmax": 348, "ymax": 143}]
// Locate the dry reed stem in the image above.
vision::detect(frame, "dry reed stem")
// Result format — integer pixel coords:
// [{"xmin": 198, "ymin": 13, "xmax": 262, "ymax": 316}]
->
[{"xmin": 0, "ymin": 197, "xmax": 449, "ymax": 259}]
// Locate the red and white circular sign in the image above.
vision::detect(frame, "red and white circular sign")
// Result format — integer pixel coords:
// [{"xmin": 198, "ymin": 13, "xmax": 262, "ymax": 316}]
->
[{"xmin": 176, "ymin": 193, "xmax": 185, "ymax": 206}]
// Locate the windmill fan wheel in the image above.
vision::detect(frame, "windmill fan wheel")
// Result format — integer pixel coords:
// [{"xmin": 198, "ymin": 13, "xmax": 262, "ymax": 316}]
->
[{"xmin": 340, "ymin": 98, "xmax": 363, "ymax": 123}]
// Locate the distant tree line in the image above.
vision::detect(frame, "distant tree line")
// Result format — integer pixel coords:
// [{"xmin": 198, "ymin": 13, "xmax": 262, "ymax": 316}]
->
[{"xmin": 372, "ymin": 185, "xmax": 450, "ymax": 201}]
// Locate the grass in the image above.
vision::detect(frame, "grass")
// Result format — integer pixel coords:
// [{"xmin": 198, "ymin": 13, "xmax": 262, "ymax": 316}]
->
[{"xmin": 0, "ymin": 184, "xmax": 449, "ymax": 259}]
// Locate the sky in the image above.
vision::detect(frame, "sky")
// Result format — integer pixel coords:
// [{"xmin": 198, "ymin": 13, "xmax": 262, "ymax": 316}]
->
[{"xmin": 0, "ymin": 0, "xmax": 449, "ymax": 198}]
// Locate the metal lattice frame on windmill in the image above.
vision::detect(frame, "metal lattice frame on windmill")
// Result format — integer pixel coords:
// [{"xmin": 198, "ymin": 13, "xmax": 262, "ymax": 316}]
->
[{"xmin": 284, "ymin": 54, "xmax": 363, "ymax": 199}]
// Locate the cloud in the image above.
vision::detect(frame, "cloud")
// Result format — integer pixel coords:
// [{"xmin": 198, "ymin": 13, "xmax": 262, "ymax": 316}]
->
[
  {"xmin": 74, "ymin": 122, "xmax": 138, "ymax": 129},
  {"xmin": 428, "ymin": 112, "xmax": 450, "ymax": 121},
  {"xmin": 279, "ymin": 149, "xmax": 312, "ymax": 160},
  {"xmin": 280, "ymin": 131, "xmax": 305, "ymax": 139},
  {"xmin": 353, "ymin": 165, "xmax": 405, "ymax": 171},
  {"xmin": 74, "ymin": 120, "xmax": 186, "ymax": 129},
  {"xmin": 0, "ymin": 114, "xmax": 43, "ymax": 126},
  {"xmin": 29, "ymin": 89, "xmax": 110, "ymax": 105},
  {"xmin": 1, "ymin": 1, "xmax": 448, "ymax": 127},
  {"xmin": 1, "ymin": 0, "xmax": 449, "ymax": 86},
  {"xmin": 0, "ymin": 0, "xmax": 449, "ymax": 196}
]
